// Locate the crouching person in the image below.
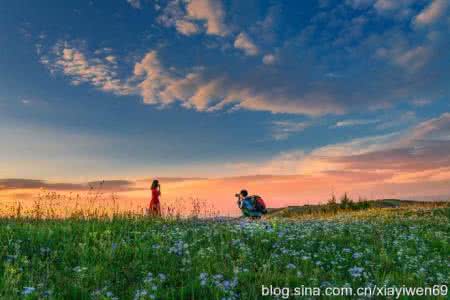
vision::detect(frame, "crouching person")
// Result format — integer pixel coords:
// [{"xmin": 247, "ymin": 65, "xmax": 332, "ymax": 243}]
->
[{"xmin": 236, "ymin": 189, "xmax": 267, "ymax": 219}]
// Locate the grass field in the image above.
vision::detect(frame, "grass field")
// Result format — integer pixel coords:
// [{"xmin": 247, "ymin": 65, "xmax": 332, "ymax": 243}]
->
[{"xmin": 0, "ymin": 203, "xmax": 449, "ymax": 299}]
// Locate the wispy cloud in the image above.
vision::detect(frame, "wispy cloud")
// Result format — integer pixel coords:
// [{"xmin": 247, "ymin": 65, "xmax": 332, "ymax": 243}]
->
[
  {"xmin": 332, "ymin": 119, "xmax": 380, "ymax": 128},
  {"xmin": 234, "ymin": 32, "xmax": 259, "ymax": 56},
  {"xmin": 271, "ymin": 120, "xmax": 311, "ymax": 140},
  {"xmin": 411, "ymin": 98, "xmax": 432, "ymax": 107},
  {"xmin": 127, "ymin": 0, "xmax": 141, "ymax": 9},
  {"xmin": 376, "ymin": 43, "xmax": 432, "ymax": 72},
  {"xmin": 20, "ymin": 98, "xmax": 32, "ymax": 105},
  {"xmin": 414, "ymin": 0, "xmax": 449, "ymax": 26},
  {"xmin": 373, "ymin": 0, "xmax": 406, "ymax": 13},
  {"xmin": 327, "ymin": 114, "xmax": 450, "ymax": 184},
  {"xmin": 40, "ymin": 41, "xmax": 135, "ymax": 96},
  {"xmin": 254, "ymin": 113, "xmax": 450, "ymax": 186},
  {"xmin": 375, "ymin": 111, "xmax": 416, "ymax": 130},
  {"xmin": 262, "ymin": 54, "xmax": 276, "ymax": 65},
  {"xmin": 38, "ymin": 43, "xmax": 341, "ymax": 115},
  {"xmin": 0, "ymin": 179, "xmax": 134, "ymax": 191}
]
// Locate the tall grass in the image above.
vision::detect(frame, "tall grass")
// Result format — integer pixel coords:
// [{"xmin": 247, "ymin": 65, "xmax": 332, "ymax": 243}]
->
[{"xmin": 0, "ymin": 189, "xmax": 219, "ymax": 220}]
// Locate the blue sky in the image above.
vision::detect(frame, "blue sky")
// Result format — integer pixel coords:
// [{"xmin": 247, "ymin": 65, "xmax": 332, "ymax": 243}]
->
[{"xmin": 0, "ymin": 0, "xmax": 449, "ymax": 186}]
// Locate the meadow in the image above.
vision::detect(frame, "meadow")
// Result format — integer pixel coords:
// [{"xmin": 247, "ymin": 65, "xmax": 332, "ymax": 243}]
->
[{"xmin": 0, "ymin": 200, "xmax": 449, "ymax": 299}]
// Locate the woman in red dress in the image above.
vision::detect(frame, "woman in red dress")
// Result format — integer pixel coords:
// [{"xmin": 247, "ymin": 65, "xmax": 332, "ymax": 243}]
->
[{"xmin": 149, "ymin": 179, "xmax": 161, "ymax": 216}]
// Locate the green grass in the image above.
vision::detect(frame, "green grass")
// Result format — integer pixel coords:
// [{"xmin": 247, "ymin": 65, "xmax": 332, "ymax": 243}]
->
[{"xmin": 0, "ymin": 206, "xmax": 449, "ymax": 299}]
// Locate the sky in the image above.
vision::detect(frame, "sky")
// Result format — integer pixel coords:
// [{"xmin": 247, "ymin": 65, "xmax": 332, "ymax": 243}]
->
[{"xmin": 0, "ymin": 0, "xmax": 449, "ymax": 212}]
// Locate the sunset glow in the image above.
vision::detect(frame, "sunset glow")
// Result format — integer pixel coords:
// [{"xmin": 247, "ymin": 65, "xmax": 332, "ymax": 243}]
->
[{"xmin": 1, "ymin": 0, "xmax": 449, "ymax": 215}]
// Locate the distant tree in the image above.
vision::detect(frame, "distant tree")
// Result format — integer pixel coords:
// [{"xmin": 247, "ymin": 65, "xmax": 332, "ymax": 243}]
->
[
  {"xmin": 327, "ymin": 194, "xmax": 337, "ymax": 206},
  {"xmin": 356, "ymin": 196, "xmax": 370, "ymax": 210},
  {"xmin": 340, "ymin": 193, "xmax": 354, "ymax": 209},
  {"xmin": 325, "ymin": 194, "xmax": 338, "ymax": 213}
]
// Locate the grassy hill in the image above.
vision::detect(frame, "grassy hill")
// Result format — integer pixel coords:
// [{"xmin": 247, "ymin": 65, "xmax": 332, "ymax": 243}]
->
[{"xmin": 266, "ymin": 198, "xmax": 450, "ymax": 219}]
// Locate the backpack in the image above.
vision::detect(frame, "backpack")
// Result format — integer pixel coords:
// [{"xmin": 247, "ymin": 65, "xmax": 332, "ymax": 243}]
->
[{"xmin": 252, "ymin": 195, "xmax": 267, "ymax": 214}]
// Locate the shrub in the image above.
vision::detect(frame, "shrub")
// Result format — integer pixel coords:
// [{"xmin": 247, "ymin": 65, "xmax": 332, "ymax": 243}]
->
[{"xmin": 340, "ymin": 193, "xmax": 354, "ymax": 209}]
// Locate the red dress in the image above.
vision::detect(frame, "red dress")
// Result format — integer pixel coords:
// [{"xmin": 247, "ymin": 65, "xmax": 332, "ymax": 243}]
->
[{"xmin": 149, "ymin": 188, "xmax": 161, "ymax": 215}]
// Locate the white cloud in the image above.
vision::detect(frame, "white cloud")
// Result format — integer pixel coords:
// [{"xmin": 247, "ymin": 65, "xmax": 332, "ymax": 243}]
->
[
  {"xmin": 393, "ymin": 46, "xmax": 431, "ymax": 71},
  {"xmin": 234, "ymin": 32, "xmax": 259, "ymax": 56},
  {"xmin": 157, "ymin": 1, "xmax": 185, "ymax": 30},
  {"xmin": 375, "ymin": 111, "xmax": 416, "ymax": 130},
  {"xmin": 333, "ymin": 119, "xmax": 380, "ymax": 128},
  {"xmin": 347, "ymin": 0, "xmax": 418, "ymax": 19},
  {"xmin": 39, "ymin": 42, "xmax": 349, "ymax": 116},
  {"xmin": 132, "ymin": 51, "xmax": 225, "ymax": 109},
  {"xmin": 398, "ymin": 112, "xmax": 450, "ymax": 144},
  {"xmin": 41, "ymin": 41, "xmax": 134, "ymax": 96},
  {"xmin": 333, "ymin": 113, "xmax": 416, "ymax": 130},
  {"xmin": 43, "ymin": 45, "xmax": 338, "ymax": 115},
  {"xmin": 262, "ymin": 54, "xmax": 276, "ymax": 65},
  {"xmin": 133, "ymin": 50, "xmax": 173, "ymax": 105},
  {"xmin": 414, "ymin": 0, "xmax": 448, "ymax": 25},
  {"xmin": 186, "ymin": 0, "xmax": 228, "ymax": 36},
  {"xmin": 411, "ymin": 98, "xmax": 432, "ymax": 106},
  {"xmin": 376, "ymin": 42, "xmax": 431, "ymax": 72},
  {"xmin": 127, "ymin": 0, "xmax": 141, "ymax": 9},
  {"xmin": 373, "ymin": 0, "xmax": 417, "ymax": 16},
  {"xmin": 271, "ymin": 120, "xmax": 311, "ymax": 140},
  {"xmin": 374, "ymin": 0, "xmax": 398, "ymax": 12},
  {"xmin": 105, "ymin": 55, "xmax": 117, "ymax": 64},
  {"xmin": 132, "ymin": 51, "xmax": 225, "ymax": 110},
  {"xmin": 345, "ymin": 0, "xmax": 375, "ymax": 10},
  {"xmin": 225, "ymin": 89, "xmax": 342, "ymax": 115},
  {"xmin": 131, "ymin": 50, "xmax": 341, "ymax": 115}
]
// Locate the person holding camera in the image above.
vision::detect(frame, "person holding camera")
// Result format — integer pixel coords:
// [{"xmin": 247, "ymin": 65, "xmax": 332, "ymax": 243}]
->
[
  {"xmin": 149, "ymin": 179, "xmax": 161, "ymax": 216},
  {"xmin": 236, "ymin": 189, "xmax": 266, "ymax": 219}
]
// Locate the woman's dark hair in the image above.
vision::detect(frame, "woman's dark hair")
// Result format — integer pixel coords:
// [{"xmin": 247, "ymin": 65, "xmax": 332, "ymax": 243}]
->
[
  {"xmin": 240, "ymin": 189, "xmax": 248, "ymax": 197},
  {"xmin": 151, "ymin": 179, "xmax": 159, "ymax": 190}
]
